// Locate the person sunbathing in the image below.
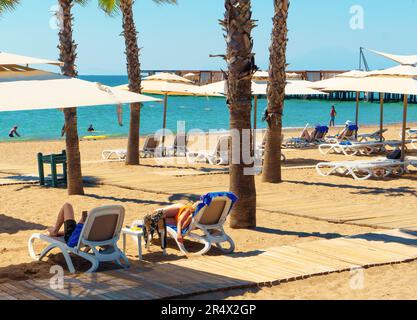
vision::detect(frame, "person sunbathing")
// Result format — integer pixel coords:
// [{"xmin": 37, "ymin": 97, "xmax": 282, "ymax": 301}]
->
[
  {"xmin": 148, "ymin": 202, "xmax": 198, "ymax": 243},
  {"xmin": 47, "ymin": 203, "xmax": 87, "ymax": 247},
  {"xmin": 334, "ymin": 120, "xmax": 357, "ymax": 141},
  {"xmin": 300, "ymin": 126, "xmax": 319, "ymax": 142}
]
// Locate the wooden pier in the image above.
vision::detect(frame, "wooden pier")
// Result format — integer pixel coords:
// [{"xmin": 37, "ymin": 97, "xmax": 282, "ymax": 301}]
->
[{"xmin": 142, "ymin": 69, "xmax": 417, "ymax": 103}]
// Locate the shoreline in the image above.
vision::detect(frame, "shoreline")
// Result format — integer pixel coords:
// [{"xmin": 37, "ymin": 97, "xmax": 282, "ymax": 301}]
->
[{"xmin": 1, "ymin": 121, "xmax": 415, "ymax": 144}]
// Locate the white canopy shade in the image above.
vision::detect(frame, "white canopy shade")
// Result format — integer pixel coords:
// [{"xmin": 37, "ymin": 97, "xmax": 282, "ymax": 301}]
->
[
  {"xmin": 366, "ymin": 65, "xmax": 417, "ymax": 78},
  {"xmin": 253, "ymin": 71, "xmax": 269, "ymax": 78},
  {"xmin": 117, "ymin": 80, "xmax": 201, "ymax": 96},
  {"xmin": 143, "ymin": 72, "xmax": 193, "ymax": 83},
  {"xmin": 367, "ymin": 48, "xmax": 417, "ymax": 66},
  {"xmin": 197, "ymin": 80, "xmax": 325, "ymax": 96},
  {"xmin": 0, "ymin": 51, "xmax": 62, "ymax": 66},
  {"xmin": 321, "ymin": 76, "xmax": 417, "ymax": 95},
  {"xmin": 310, "ymin": 70, "xmax": 369, "ymax": 89},
  {"xmin": 0, "ymin": 69, "xmax": 161, "ymax": 112}
]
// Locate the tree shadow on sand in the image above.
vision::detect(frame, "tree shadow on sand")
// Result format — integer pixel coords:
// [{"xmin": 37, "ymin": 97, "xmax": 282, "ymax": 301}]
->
[
  {"xmin": 253, "ymin": 226, "xmax": 346, "ymax": 240},
  {"xmin": 285, "ymin": 179, "xmax": 417, "ymax": 197},
  {"xmin": 0, "ymin": 214, "xmax": 47, "ymax": 235}
]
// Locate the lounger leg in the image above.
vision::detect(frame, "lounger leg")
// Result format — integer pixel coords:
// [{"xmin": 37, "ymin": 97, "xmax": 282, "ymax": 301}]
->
[
  {"xmin": 215, "ymin": 235, "xmax": 235, "ymax": 254},
  {"xmin": 115, "ymin": 249, "xmax": 130, "ymax": 270}
]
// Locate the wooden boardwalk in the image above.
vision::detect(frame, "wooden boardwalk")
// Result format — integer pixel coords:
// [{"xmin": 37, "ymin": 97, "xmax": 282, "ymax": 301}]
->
[{"xmin": 2, "ymin": 229, "xmax": 417, "ymax": 300}]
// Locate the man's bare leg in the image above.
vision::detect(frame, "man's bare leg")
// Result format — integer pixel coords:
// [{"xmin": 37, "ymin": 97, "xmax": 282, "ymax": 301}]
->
[{"xmin": 48, "ymin": 203, "xmax": 75, "ymax": 237}]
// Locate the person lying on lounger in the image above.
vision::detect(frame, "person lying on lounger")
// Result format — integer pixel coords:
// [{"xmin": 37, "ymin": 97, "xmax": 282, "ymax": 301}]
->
[
  {"xmin": 47, "ymin": 203, "xmax": 87, "ymax": 248},
  {"xmin": 299, "ymin": 125, "xmax": 320, "ymax": 142},
  {"xmin": 146, "ymin": 202, "xmax": 198, "ymax": 244}
]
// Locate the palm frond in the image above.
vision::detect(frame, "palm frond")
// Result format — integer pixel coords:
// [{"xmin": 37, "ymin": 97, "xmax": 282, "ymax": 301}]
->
[{"xmin": 0, "ymin": 0, "xmax": 20, "ymax": 15}]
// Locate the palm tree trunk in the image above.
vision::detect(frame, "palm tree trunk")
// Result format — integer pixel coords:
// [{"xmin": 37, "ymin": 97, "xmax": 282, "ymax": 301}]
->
[
  {"xmin": 120, "ymin": 0, "xmax": 142, "ymax": 165},
  {"xmin": 222, "ymin": 0, "xmax": 257, "ymax": 229},
  {"xmin": 262, "ymin": 0, "xmax": 289, "ymax": 183},
  {"xmin": 58, "ymin": 0, "xmax": 84, "ymax": 195}
]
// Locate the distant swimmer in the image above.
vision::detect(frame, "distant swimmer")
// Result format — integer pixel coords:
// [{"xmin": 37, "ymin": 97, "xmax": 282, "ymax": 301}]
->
[
  {"xmin": 9, "ymin": 126, "xmax": 21, "ymax": 138},
  {"xmin": 87, "ymin": 124, "xmax": 95, "ymax": 133}
]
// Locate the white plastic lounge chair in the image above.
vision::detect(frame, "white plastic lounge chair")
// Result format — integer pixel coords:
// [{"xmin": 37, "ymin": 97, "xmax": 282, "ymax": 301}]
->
[
  {"xmin": 28, "ymin": 205, "xmax": 129, "ymax": 273},
  {"xmin": 140, "ymin": 135, "xmax": 161, "ymax": 158},
  {"xmin": 256, "ymin": 134, "xmax": 286, "ymax": 162},
  {"xmin": 166, "ymin": 192, "xmax": 237, "ymax": 256},
  {"xmin": 102, "ymin": 149, "xmax": 127, "ymax": 161},
  {"xmin": 400, "ymin": 128, "xmax": 417, "ymax": 139},
  {"xmin": 163, "ymin": 134, "xmax": 188, "ymax": 157},
  {"xmin": 283, "ymin": 124, "xmax": 329, "ymax": 148},
  {"xmin": 358, "ymin": 128, "xmax": 388, "ymax": 142},
  {"xmin": 186, "ymin": 135, "xmax": 230, "ymax": 165},
  {"xmin": 325, "ymin": 124, "xmax": 359, "ymax": 143},
  {"xmin": 319, "ymin": 141, "xmax": 386, "ymax": 156},
  {"xmin": 316, "ymin": 159, "xmax": 407, "ymax": 180}
]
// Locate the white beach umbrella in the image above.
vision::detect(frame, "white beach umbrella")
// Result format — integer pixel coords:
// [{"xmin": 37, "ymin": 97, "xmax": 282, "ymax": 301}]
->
[
  {"xmin": 0, "ymin": 68, "xmax": 161, "ymax": 111},
  {"xmin": 321, "ymin": 66, "xmax": 417, "ymax": 161},
  {"xmin": 367, "ymin": 48, "xmax": 417, "ymax": 66},
  {"xmin": 0, "ymin": 51, "xmax": 62, "ymax": 66},
  {"xmin": 143, "ymin": 72, "xmax": 193, "ymax": 83}
]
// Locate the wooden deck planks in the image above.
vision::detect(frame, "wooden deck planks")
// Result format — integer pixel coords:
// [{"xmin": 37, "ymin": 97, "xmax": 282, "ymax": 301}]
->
[{"xmin": 4, "ymin": 229, "xmax": 417, "ymax": 300}]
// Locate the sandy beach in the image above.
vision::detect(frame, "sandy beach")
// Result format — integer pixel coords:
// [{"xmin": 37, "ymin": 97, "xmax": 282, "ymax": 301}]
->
[{"xmin": 1, "ymin": 123, "xmax": 417, "ymax": 299}]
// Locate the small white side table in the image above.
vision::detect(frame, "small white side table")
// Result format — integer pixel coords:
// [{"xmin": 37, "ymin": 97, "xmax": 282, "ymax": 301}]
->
[{"xmin": 121, "ymin": 227, "xmax": 144, "ymax": 260}]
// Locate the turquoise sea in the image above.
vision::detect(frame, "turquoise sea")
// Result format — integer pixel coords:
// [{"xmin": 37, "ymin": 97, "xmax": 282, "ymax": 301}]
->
[{"xmin": 1, "ymin": 75, "xmax": 416, "ymax": 142}]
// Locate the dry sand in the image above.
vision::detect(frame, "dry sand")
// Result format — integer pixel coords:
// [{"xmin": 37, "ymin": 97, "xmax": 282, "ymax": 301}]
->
[{"xmin": 0, "ymin": 123, "xmax": 416, "ymax": 299}]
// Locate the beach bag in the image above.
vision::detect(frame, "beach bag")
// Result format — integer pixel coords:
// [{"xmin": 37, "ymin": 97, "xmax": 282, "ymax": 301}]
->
[
  {"xmin": 143, "ymin": 210, "xmax": 167, "ymax": 250},
  {"xmin": 387, "ymin": 149, "xmax": 401, "ymax": 160}
]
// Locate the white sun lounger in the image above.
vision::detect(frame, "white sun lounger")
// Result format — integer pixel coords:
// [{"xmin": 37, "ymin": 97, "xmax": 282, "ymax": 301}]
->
[
  {"xmin": 28, "ymin": 205, "xmax": 129, "ymax": 273},
  {"xmin": 319, "ymin": 140, "xmax": 405, "ymax": 157},
  {"xmin": 166, "ymin": 192, "xmax": 237, "ymax": 256},
  {"xmin": 316, "ymin": 159, "xmax": 408, "ymax": 180},
  {"xmin": 186, "ymin": 135, "xmax": 230, "ymax": 165},
  {"xmin": 102, "ymin": 149, "xmax": 127, "ymax": 161},
  {"xmin": 358, "ymin": 129, "xmax": 388, "ymax": 142},
  {"xmin": 319, "ymin": 141, "xmax": 386, "ymax": 156}
]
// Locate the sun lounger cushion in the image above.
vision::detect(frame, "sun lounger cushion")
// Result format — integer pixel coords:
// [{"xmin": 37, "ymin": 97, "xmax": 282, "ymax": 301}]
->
[
  {"xmin": 317, "ymin": 125, "xmax": 329, "ymax": 133},
  {"xmin": 340, "ymin": 141, "xmax": 353, "ymax": 145},
  {"xmin": 348, "ymin": 125, "xmax": 359, "ymax": 131}
]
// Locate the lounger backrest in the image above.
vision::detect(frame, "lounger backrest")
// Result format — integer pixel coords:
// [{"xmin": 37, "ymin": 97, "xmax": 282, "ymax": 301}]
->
[
  {"xmin": 194, "ymin": 196, "xmax": 233, "ymax": 227},
  {"xmin": 214, "ymin": 135, "xmax": 230, "ymax": 157},
  {"xmin": 76, "ymin": 205, "xmax": 125, "ymax": 249},
  {"xmin": 143, "ymin": 135, "xmax": 160, "ymax": 150},
  {"xmin": 174, "ymin": 134, "xmax": 188, "ymax": 150}
]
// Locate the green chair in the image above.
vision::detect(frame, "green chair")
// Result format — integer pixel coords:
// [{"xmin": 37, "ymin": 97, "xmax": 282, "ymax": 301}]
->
[{"xmin": 37, "ymin": 150, "xmax": 67, "ymax": 188}]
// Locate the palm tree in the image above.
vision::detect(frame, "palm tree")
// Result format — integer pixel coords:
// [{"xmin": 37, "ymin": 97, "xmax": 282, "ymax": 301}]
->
[
  {"xmin": 0, "ymin": 0, "xmax": 19, "ymax": 15},
  {"xmin": 98, "ymin": 0, "xmax": 177, "ymax": 165},
  {"xmin": 262, "ymin": 0, "xmax": 289, "ymax": 183},
  {"xmin": 221, "ymin": 0, "xmax": 257, "ymax": 228},
  {"xmin": 0, "ymin": 0, "xmax": 85, "ymax": 195},
  {"xmin": 58, "ymin": 0, "xmax": 88, "ymax": 195}
]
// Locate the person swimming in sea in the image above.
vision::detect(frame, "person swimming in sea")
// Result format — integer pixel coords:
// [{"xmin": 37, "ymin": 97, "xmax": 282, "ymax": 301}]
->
[
  {"xmin": 9, "ymin": 126, "xmax": 21, "ymax": 138},
  {"xmin": 87, "ymin": 124, "xmax": 95, "ymax": 133}
]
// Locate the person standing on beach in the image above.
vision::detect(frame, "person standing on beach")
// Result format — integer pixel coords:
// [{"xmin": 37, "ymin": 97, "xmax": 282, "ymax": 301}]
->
[
  {"xmin": 329, "ymin": 105, "xmax": 337, "ymax": 127},
  {"xmin": 8, "ymin": 126, "xmax": 20, "ymax": 138}
]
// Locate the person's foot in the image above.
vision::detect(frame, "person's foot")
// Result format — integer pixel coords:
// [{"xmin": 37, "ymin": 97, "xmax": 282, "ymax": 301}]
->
[{"xmin": 47, "ymin": 227, "xmax": 58, "ymax": 237}]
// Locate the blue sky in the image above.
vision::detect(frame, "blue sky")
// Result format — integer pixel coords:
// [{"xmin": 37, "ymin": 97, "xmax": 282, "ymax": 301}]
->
[{"xmin": 1, "ymin": 0, "xmax": 417, "ymax": 74}]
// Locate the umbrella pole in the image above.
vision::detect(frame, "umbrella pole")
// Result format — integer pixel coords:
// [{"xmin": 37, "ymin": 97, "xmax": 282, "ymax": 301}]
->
[
  {"xmin": 162, "ymin": 93, "xmax": 168, "ymax": 156},
  {"xmin": 355, "ymin": 91, "xmax": 360, "ymax": 139},
  {"xmin": 401, "ymin": 94, "xmax": 408, "ymax": 163},
  {"xmin": 253, "ymin": 95, "xmax": 258, "ymax": 131},
  {"xmin": 379, "ymin": 93, "xmax": 384, "ymax": 142}
]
